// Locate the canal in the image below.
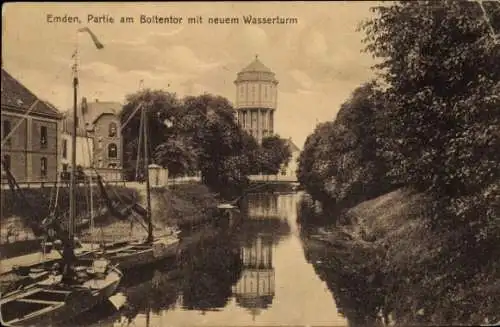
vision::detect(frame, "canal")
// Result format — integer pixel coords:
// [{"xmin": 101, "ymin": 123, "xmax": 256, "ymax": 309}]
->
[{"xmin": 70, "ymin": 192, "xmax": 348, "ymax": 327}]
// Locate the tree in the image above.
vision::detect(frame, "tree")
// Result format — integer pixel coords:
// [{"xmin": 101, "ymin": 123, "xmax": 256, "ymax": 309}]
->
[
  {"xmin": 176, "ymin": 94, "xmax": 255, "ymax": 198},
  {"xmin": 154, "ymin": 136, "xmax": 198, "ymax": 178},
  {"xmin": 297, "ymin": 121, "xmax": 338, "ymax": 204},
  {"xmin": 259, "ymin": 135, "xmax": 292, "ymax": 175},
  {"xmin": 361, "ymin": 1, "xmax": 500, "ymax": 197},
  {"xmin": 120, "ymin": 89, "xmax": 182, "ymax": 180},
  {"xmin": 361, "ymin": 0, "xmax": 500, "ymax": 250},
  {"xmin": 297, "ymin": 81, "xmax": 394, "ymax": 211}
]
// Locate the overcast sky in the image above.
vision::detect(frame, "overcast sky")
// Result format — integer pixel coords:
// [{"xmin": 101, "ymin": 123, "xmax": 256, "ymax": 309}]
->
[{"xmin": 2, "ymin": 2, "xmax": 379, "ymax": 147}]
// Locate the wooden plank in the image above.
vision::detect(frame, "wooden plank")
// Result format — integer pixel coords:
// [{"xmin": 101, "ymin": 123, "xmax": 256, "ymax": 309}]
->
[{"xmin": 16, "ymin": 298, "xmax": 61, "ymax": 305}]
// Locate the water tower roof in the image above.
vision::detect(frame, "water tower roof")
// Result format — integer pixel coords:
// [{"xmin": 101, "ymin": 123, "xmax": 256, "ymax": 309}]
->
[
  {"xmin": 241, "ymin": 55, "xmax": 273, "ymax": 73},
  {"xmin": 235, "ymin": 55, "xmax": 278, "ymax": 84}
]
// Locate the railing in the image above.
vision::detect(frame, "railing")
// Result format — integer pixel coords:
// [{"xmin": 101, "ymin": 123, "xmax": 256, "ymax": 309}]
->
[
  {"xmin": 248, "ymin": 174, "xmax": 298, "ymax": 182},
  {"xmin": 0, "ymin": 179, "xmax": 127, "ymax": 190},
  {"xmin": 1, "ymin": 174, "xmax": 297, "ymax": 190}
]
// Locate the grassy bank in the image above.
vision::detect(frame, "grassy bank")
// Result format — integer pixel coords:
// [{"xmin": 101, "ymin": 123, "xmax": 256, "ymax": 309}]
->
[
  {"xmin": 0, "ymin": 185, "xmax": 138, "ymax": 252},
  {"xmin": 78, "ymin": 183, "xmax": 219, "ymax": 243},
  {"xmin": 309, "ymin": 188, "xmax": 499, "ymax": 326},
  {"xmin": 1, "ymin": 185, "xmax": 138, "ymax": 223},
  {"xmin": 153, "ymin": 183, "xmax": 218, "ymax": 228}
]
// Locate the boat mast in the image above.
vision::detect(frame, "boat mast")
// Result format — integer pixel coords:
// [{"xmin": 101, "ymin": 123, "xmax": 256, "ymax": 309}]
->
[
  {"xmin": 143, "ymin": 103, "xmax": 154, "ymax": 243},
  {"xmin": 69, "ymin": 46, "xmax": 79, "ymax": 251}
]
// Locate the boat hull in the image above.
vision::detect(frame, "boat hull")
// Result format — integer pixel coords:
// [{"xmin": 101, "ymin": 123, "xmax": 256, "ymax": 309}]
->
[
  {"xmin": 0, "ymin": 270, "xmax": 121, "ymax": 327},
  {"xmin": 79, "ymin": 238, "xmax": 179, "ymax": 271}
]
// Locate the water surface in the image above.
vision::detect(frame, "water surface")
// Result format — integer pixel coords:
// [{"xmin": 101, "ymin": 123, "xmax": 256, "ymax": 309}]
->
[{"xmin": 74, "ymin": 192, "xmax": 347, "ymax": 327}]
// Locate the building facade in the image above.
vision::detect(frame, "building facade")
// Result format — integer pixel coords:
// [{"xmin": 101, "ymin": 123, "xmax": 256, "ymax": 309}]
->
[
  {"xmin": 59, "ymin": 113, "xmax": 94, "ymax": 175},
  {"xmin": 79, "ymin": 97, "xmax": 123, "ymax": 170},
  {"xmin": 1, "ymin": 69, "xmax": 62, "ymax": 183},
  {"xmin": 280, "ymin": 138, "xmax": 301, "ymax": 178},
  {"xmin": 234, "ymin": 55, "xmax": 278, "ymax": 144}
]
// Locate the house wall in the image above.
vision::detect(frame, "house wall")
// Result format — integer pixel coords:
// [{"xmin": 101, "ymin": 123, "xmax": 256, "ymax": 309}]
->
[
  {"xmin": 1, "ymin": 111, "xmax": 59, "ymax": 182},
  {"xmin": 92, "ymin": 114, "xmax": 122, "ymax": 169},
  {"xmin": 60, "ymin": 133, "xmax": 94, "ymax": 170}
]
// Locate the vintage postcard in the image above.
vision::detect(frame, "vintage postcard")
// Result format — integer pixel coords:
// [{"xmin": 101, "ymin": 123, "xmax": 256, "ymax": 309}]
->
[{"xmin": 1, "ymin": 1, "xmax": 499, "ymax": 327}]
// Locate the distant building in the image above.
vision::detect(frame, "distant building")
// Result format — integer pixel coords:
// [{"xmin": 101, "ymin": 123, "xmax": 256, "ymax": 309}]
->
[
  {"xmin": 234, "ymin": 55, "xmax": 278, "ymax": 144},
  {"xmin": 1, "ymin": 68, "xmax": 62, "ymax": 182},
  {"xmin": 59, "ymin": 113, "xmax": 94, "ymax": 176},
  {"xmin": 234, "ymin": 57, "xmax": 301, "ymax": 181},
  {"xmin": 280, "ymin": 138, "xmax": 301, "ymax": 179},
  {"xmin": 79, "ymin": 97, "xmax": 123, "ymax": 172}
]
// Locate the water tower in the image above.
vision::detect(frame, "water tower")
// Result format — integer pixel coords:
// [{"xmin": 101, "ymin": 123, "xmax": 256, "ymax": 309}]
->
[{"xmin": 234, "ymin": 55, "xmax": 278, "ymax": 144}]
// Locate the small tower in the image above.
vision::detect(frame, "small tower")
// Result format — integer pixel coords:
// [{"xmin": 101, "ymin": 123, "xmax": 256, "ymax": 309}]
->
[{"xmin": 234, "ymin": 55, "xmax": 278, "ymax": 144}]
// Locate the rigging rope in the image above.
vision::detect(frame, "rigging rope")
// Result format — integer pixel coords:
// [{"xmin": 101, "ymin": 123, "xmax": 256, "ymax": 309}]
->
[
  {"xmin": 1, "ymin": 58, "xmax": 76, "ymax": 147},
  {"xmin": 476, "ymin": 0, "xmax": 499, "ymax": 43},
  {"xmin": 135, "ymin": 106, "xmax": 145, "ymax": 180},
  {"xmin": 89, "ymin": 173, "xmax": 95, "ymax": 252}
]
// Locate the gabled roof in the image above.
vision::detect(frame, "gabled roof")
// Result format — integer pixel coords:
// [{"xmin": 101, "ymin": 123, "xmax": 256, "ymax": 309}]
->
[
  {"xmin": 284, "ymin": 138, "xmax": 300, "ymax": 152},
  {"xmin": 81, "ymin": 98, "xmax": 122, "ymax": 124},
  {"xmin": 1, "ymin": 68, "xmax": 62, "ymax": 119}
]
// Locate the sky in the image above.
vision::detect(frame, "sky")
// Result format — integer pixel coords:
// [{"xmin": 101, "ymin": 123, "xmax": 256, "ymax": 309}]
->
[{"xmin": 2, "ymin": 2, "xmax": 379, "ymax": 147}]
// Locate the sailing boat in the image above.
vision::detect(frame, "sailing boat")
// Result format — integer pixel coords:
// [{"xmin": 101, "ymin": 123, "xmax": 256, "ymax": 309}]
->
[
  {"xmin": 79, "ymin": 98, "xmax": 180, "ymax": 271},
  {"xmin": 0, "ymin": 43, "xmax": 122, "ymax": 327}
]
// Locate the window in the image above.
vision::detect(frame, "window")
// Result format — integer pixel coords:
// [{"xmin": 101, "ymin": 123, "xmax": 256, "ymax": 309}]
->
[
  {"xmin": 62, "ymin": 139, "xmax": 68, "ymax": 159},
  {"xmin": 108, "ymin": 122, "xmax": 117, "ymax": 137},
  {"xmin": 40, "ymin": 126, "xmax": 48, "ymax": 148},
  {"xmin": 3, "ymin": 120, "xmax": 11, "ymax": 145},
  {"xmin": 240, "ymin": 86, "xmax": 244, "ymax": 95},
  {"xmin": 62, "ymin": 164, "xmax": 68, "ymax": 172},
  {"xmin": 108, "ymin": 143, "xmax": 117, "ymax": 158},
  {"xmin": 40, "ymin": 157, "xmax": 47, "ymax": 178},
  {"xmin": 3, "ymin": 155, "xmax": 11, "ymax": 171},
  {"xmin": 264, "ymin": 86, "xmax": 268, "ymax": 98}
]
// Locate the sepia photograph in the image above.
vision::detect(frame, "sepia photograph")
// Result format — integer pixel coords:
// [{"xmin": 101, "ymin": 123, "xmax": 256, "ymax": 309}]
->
[{"xmin": 1, "ymin": 1, "xmax": 499, "ymax": 326}]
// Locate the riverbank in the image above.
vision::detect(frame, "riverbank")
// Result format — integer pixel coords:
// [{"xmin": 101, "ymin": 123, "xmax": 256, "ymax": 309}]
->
[
  {"xmin": 0, "ymin": 185, "xmax": 138, "ymax": 257},
  {"xmin": 78, "ymin": 183, "xmax": 220, "ymax": 243},
  {"xmin": 303, "ymin": 188, "xmax": 499, "ymax": 326}
]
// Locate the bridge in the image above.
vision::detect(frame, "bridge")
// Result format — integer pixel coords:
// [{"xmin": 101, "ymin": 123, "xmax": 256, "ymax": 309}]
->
[{"xmin": 1, "ymin": 173, "xmax": 298, "ymax": 193}]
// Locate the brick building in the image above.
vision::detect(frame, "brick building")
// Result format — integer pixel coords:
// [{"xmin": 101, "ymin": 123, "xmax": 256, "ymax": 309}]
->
[
  {"xmin": 79, "ymin": 98, "xmax": 123, "ymax": 177},
  {"xmin": 1, "ymin": 68, "xmax": 62, "ymax": 182}
]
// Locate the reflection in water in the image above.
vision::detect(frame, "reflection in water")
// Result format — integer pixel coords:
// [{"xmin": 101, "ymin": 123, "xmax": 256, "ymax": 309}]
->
[
  {"xmin": 178, "ymin": 230, "xmax": 242, "ymax": 311},
  {"xmin": 71, "ymin": 192, "xmax": 348, "ymax": 327},
  {"xmin": 233, "ymin": 235, "xmax": 275, "ymax": 319}
]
